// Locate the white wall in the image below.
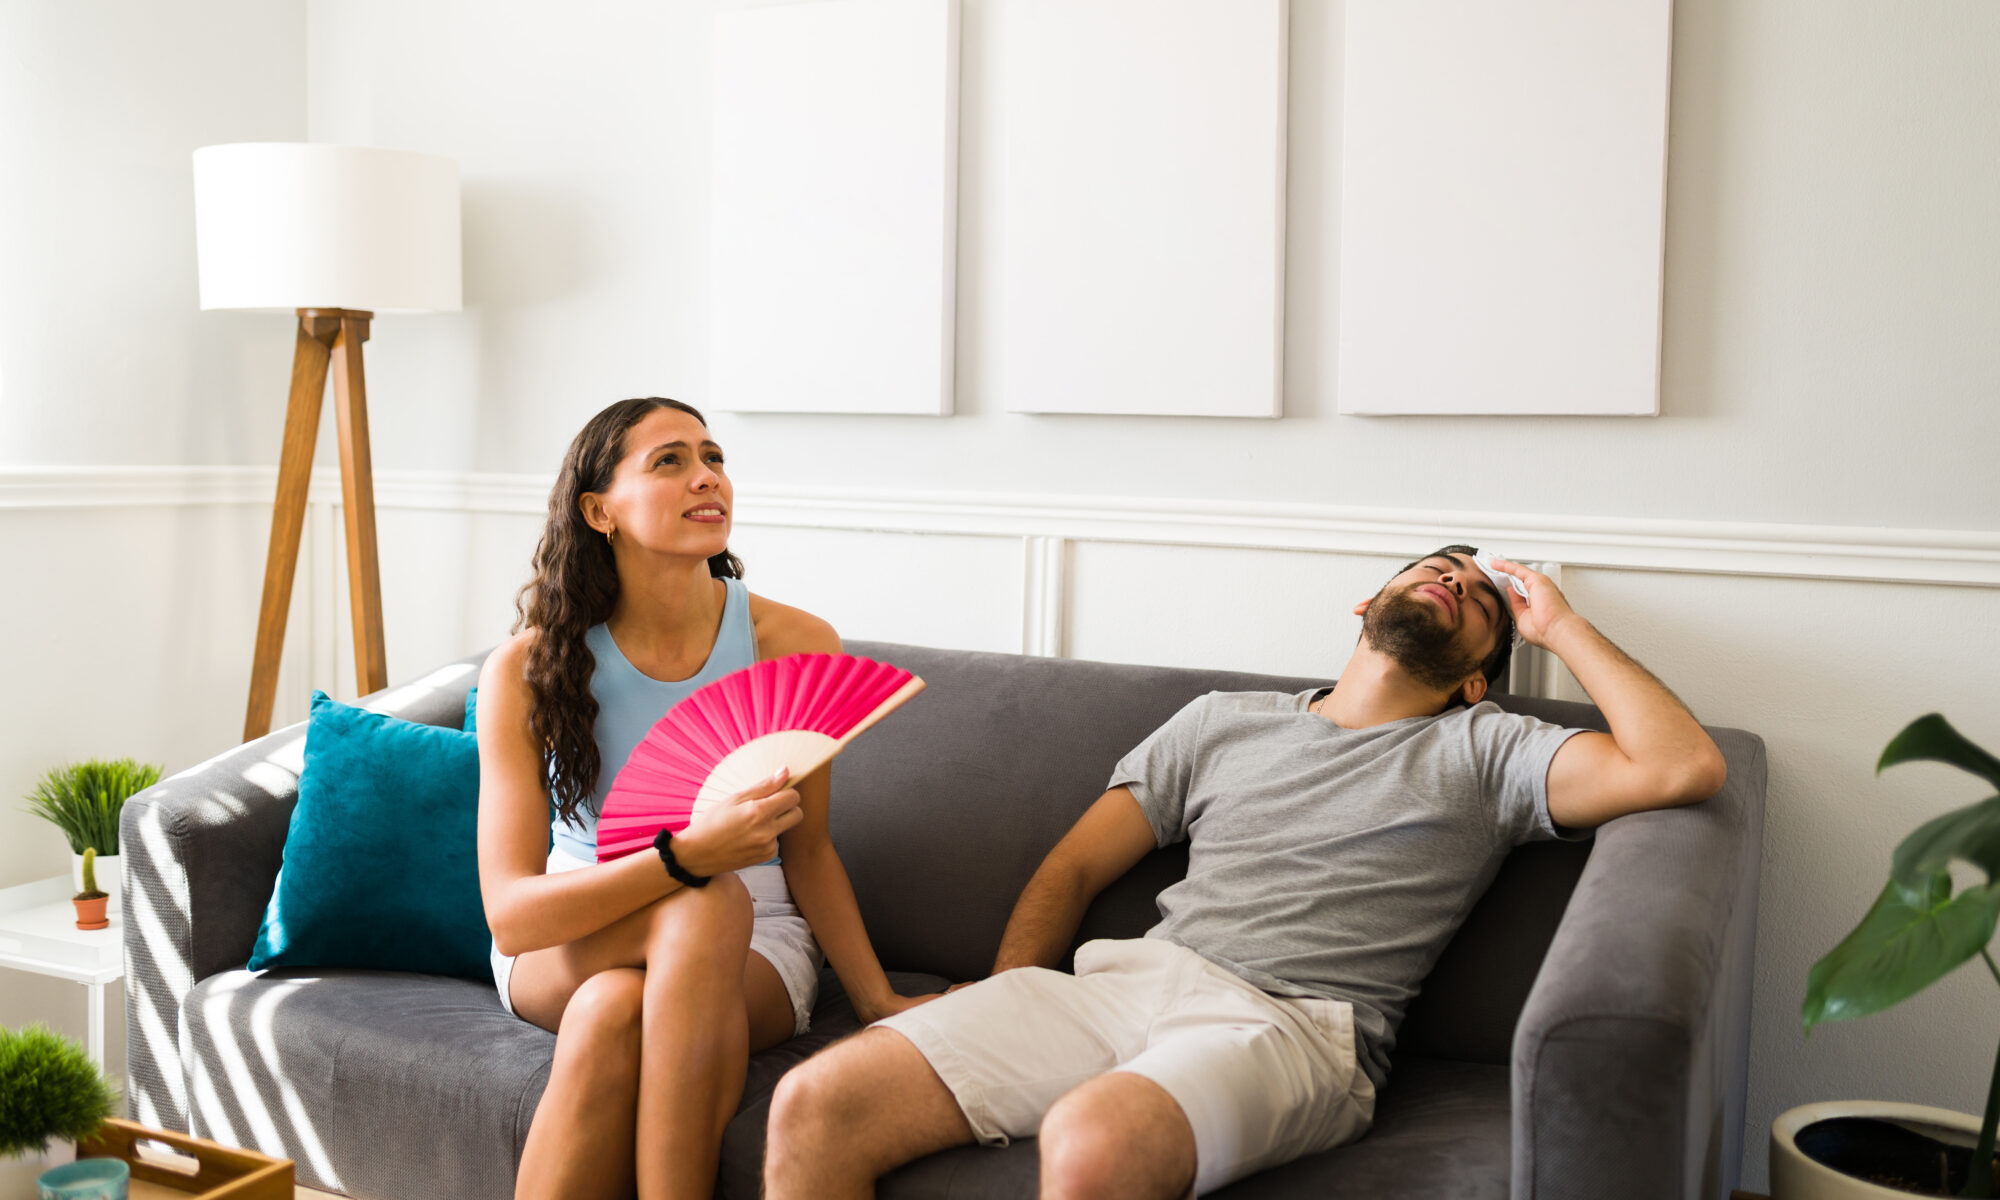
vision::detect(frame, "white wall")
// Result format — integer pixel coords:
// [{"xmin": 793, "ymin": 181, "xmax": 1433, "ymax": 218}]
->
[
  {"xmin": 0, "ymin": 1, "xmax": 305, "ymax": 467},
  {"xmin": 1, "ymin": 0, "xmax": 1996, "ymax": 1192},
  {"xmin": 300, "ymin": 0, "xmax": 2000, "ymax": 531}
]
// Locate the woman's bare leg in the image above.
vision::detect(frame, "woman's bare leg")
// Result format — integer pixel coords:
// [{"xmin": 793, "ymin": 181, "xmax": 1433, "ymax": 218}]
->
[
  {"xmin": 507, "ymin": 873, "xmax": 795, "ymax": 1200},
  {"xmin": 511, "ymin": 968, "xmax": 645, "ymax": 1200},
  {"xmin": 633, "ymin": 875, "xmax": 756, "ymax": 1198}
]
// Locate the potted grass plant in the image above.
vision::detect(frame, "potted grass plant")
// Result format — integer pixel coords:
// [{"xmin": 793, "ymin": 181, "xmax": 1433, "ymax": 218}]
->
[
  {"xmin": 24, "ymin": 759, "xmax": 161, "ymax": 921},
  {"xmin": 0, "ymin": 1023, "xmax": 126, "ymax": 1198},
  {"xmin": 0, "ymin": 1023, "xmax": 116, "ymax": 1159},
  {"xmin": 1776, "ymin": 714, "xmax": 2000, "ymax": 1198}
]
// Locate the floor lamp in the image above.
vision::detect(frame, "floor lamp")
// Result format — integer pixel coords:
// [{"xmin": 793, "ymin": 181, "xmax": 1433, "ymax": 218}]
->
[{"xmin": 193, "ymin": 143, "xmax": 462, "ymax": 740}]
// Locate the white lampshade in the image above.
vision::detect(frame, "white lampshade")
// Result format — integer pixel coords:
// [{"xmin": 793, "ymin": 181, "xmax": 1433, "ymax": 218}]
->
[{"xmin": 193, "ymin": 143, "xmax": 462, "ymax": 313}]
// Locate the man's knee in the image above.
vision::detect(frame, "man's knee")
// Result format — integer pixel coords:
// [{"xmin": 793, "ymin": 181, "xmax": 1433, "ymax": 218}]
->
[
  {"xmin": 1040, "ymin": 1076, "xmax": 1196, "ymax": 1200},
  {"xmin": 770, "ymin": 1031, "xmax": 885, "ymax": 1141}
]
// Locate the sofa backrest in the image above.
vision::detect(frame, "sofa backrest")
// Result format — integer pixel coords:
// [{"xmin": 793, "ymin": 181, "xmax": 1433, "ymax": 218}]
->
[{"xmin": 833, "ymin": 640, "xmax": 1612, "ymax": 1068}]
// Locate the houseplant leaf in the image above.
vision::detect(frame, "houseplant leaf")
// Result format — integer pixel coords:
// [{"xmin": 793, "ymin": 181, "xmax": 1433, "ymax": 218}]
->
[
  {"xmin": 1880, "ymin": 714, "xmax": 2000, "ymax": 793},
  {"xmin": 1892, "ymin": 793, "xmax": 2000, "ymax": 890},
  {"xmin": 1803, "ymin": 870, "xmax": 2000, "ymax": 1032}
]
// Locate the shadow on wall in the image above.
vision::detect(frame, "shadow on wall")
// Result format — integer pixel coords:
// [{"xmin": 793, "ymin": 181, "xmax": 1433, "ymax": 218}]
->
[
  {"xmin": 462, "ymin": 182, "xmax": 592, "ymax": 310},
  {"xmin": 459, "ymin": 179, "xmax": 594, "ymax": 483}
]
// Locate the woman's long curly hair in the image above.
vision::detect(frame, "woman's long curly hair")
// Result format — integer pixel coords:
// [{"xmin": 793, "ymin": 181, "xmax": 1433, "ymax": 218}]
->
[{"xmin": 513, "ymin": 397, "xmax": 744, "ymax": 826}]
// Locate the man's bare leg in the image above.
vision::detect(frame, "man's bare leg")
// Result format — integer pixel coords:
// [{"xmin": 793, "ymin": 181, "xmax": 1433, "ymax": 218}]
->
[
  {"xmin": 1038, "ymin": 1072, "xmax": 1197, "ymax": 1200},
  {"xmin": 765, "ymin": 1027, "xmax": 977, "ymax": 1200}
]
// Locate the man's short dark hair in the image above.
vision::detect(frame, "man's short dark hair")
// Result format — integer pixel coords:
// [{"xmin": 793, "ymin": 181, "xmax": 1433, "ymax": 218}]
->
[{"xmin": 1388, "ymin": 544, "xmax": 1518, "ymax": 691}]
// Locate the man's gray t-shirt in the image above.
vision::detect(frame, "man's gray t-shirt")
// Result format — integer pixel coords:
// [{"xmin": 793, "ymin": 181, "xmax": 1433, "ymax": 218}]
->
[{"xmin": 1109, "ymin": 688, "xmax": 1587, "ymax": 1089}]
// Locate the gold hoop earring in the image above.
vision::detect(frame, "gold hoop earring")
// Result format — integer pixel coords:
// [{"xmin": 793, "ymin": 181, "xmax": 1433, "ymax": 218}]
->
[{"xmin": 605, "ymin": 528, "xmax": 615, "ymax": 545}]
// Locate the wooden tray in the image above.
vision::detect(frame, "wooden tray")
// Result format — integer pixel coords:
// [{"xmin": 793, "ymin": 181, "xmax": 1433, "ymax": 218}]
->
[{"xmin": 73, "ymin": 1119, "xmax": 294, "ymax": 1200}]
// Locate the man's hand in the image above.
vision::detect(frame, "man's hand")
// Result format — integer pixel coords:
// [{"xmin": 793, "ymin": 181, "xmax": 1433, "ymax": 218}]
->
[
  {"xmin": 854, "ymin": 989, "xmax": 944, "ymax": 1023},
  {"xmin": 1488, "ymin": 563, "xmax": 1731, "ymax": 826},
  {"xmin": 1485, "ymin": 559, "xmax": 1584, "ymax": 649},
  {"xmin": 675, "ymin": 768, "xmax": 805, "ymax": 878}
]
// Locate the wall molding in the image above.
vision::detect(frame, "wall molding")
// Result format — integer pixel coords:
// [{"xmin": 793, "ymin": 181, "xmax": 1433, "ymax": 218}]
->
[
  {"xmin": 5, "ymin": 465, "xmax": 2000, "ymax": 588},
  {"xmin": 1021, "ymin": 536, "xmax": 1067, "ymax": 657}
]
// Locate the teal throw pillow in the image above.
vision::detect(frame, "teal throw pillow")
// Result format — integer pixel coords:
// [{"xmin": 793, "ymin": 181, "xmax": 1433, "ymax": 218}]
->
[
  {"xmin": 463, "ymin": 686, "xmax": 477, "ymax": 732},
  {"xmin": 247, "ymin": 691, "xmax": 490, "ymax": 979}
]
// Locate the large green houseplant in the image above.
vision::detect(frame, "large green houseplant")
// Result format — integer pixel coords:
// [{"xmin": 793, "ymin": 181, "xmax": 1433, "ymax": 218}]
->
[{"xmin": 1793, "ymin": 714, "xmax": 2000, "ymax": 1197}]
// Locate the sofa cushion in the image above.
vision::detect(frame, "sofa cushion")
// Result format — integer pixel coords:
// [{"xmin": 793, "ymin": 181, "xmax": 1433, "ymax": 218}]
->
[
  {"xmin": 182, "ymin": 969, "xmax": 552, "ymax": 1199},
  {"xmin": 717, "ymin": 966, "xmax": 1511, "ymax": 1199}
]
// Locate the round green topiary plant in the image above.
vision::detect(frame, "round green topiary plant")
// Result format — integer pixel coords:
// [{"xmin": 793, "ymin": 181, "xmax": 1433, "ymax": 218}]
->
[{"xmin": 0, "ymin": 1024, "xmax": 116, "ymax": 1158}]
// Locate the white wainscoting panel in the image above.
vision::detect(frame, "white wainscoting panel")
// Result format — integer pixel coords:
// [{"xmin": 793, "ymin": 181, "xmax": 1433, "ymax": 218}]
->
[
  {"xmin": 998, "ymin": 0, "xmax": 1287, "ymax": 416},
  {"xmin": 1337, "ymin": 0, "xmax": 1673, "ymax": 415},
  {"xmin": 1065, "ymin": 542, "xmax": 1403, "ymax": 677},
  {"xmin": 0, "ymin": 502, "xmax": 280, "ymax": 890},
  {"xmin": 710, "ymin": 0, "xmax": 960, "ymax": 414},
  {"xmin": 724, "ymin": 524, "xmax": 1022, "ymax": 654}
]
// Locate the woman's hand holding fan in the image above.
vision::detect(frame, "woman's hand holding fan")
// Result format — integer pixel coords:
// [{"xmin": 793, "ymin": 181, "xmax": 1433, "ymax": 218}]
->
[
  {"xmin": 597, "ymin": 653, "xmax": 925, "ymax": 863},
  {"xmin": 669, "ymin": 767, "xmax": 806, "ymax": 878}
]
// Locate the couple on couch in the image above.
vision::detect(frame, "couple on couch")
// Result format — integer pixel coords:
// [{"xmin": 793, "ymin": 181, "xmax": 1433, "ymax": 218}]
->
[{"xmin": 474, "ymin": 398, "xmax": 1728, "ymax": 1200}]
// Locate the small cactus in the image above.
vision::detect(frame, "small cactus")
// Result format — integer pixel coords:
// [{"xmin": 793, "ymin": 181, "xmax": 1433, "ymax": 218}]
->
[{"xmin": 75, "ymin": 847, "xmax": 104, "ymax": 901}]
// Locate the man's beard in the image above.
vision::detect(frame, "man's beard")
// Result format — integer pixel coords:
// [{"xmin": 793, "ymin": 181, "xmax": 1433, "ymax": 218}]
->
[{"xmin": 1362, "ymin": 588, "xmax": 1487, "ymax": 691}]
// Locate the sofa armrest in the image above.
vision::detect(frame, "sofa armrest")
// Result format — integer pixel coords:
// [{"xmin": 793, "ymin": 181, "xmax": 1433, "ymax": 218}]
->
[
  {"xmin": 122, "ymin": 723, "xmax": 307, "ymax": 1132},
  {"xmin": 121, "ymin": 656, "xmax": 485, "ymax": 1132},
  {"xmin": 1510, "ymin": 728, "xmax": 1766, "ymax": 1200}
]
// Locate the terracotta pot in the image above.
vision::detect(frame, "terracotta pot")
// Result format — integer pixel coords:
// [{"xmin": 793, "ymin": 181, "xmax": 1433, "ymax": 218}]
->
[
  {"xmin": 72, "ymin": 894, "xmax": 108, "ymax": 931},
  {"xmin": 1772, "ymin": 1101, "xmax": 1985, "ymax": 1198},
  {"xmin": 70, "ymin": 851, "xmax": 121, "ymax": 919}
]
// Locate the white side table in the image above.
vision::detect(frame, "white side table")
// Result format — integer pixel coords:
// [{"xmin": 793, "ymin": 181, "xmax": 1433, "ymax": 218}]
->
[{"xmin": 0, "ymin": 875, "xmax": 124, "ymax": 1068}]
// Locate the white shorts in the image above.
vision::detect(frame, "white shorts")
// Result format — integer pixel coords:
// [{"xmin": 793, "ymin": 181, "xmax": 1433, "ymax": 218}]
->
[
  {"xmin": 491, "ymin": 846, "xmax": 822, "ymax": 1036},
  {"xmin": 875, "ymin": 938, "xmax": 1375, "ymax": 1196}
]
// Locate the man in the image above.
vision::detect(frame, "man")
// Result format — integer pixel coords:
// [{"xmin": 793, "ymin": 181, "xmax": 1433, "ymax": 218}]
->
[{"xmin": 765, "ymin": 547, "xmax": 1727, "ymax": 1199}]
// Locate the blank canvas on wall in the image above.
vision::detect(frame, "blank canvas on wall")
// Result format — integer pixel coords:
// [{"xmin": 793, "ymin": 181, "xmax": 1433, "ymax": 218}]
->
[
  {"xmin": 710, "ymin": 0, "xmax": 959, "ymax": 414},
  {"xmin": 1336, "ymin": 0, "xmax": 1673, "ymax": 416},
  {"xmin": 999, "ymin": 0, "xmax": 1288, "ymax": 418}
]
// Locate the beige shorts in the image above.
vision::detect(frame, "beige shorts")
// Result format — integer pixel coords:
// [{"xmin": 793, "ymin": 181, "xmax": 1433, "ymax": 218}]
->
[
  {"xmin": 875, "ymin": 938, "xmax": 1375, "ymax": 1196},
  {"xmin": 491, "ymin": 847, "xmax": 822, "ymax": 1036}
]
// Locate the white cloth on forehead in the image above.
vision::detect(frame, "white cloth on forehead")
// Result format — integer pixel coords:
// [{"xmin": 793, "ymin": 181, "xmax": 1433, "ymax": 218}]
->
[{"xmin": 1472, "ymin": 554, "xmax": 1531, "ymax": 602}]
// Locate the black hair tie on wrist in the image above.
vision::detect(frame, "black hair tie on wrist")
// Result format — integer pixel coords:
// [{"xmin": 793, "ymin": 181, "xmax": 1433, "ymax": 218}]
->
[{"xmin": 653, "ymin": 827, "xmax": 711, "ymax": 888}]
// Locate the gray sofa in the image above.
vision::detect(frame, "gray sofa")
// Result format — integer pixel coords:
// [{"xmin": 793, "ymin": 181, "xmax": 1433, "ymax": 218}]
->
[{"xmin": 122, "ymin": 641, "xmax": 1765, "ymax": 1199}]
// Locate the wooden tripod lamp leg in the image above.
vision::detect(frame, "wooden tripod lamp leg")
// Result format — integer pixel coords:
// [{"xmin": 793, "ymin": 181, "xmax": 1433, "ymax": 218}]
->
[
  {"xmin": 243, "ymin": 316, "xmax": 336, "ymax": 741},
  {"xmin": 330, "ymin": 314, "xmax": 388, "ymax": 697}
]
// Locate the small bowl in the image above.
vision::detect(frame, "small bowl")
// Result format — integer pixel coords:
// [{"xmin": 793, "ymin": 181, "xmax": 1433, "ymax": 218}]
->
[{"xmin": 37, "ymin": 1157, "xmax": 129, "ymax": 1200}]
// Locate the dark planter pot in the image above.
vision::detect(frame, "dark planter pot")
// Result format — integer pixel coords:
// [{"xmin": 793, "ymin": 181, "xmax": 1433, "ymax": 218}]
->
[{"xmin": 1773, "ymin": 1102, "xmax": 1990, "ymax": 1199}]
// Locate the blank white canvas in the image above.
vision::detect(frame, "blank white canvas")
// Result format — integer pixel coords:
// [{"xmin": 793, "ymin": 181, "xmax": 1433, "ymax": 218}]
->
[
  {"xmin": 999, "ymin": 0, "xmax": 1287, "ymax": 417},
  {"xmin": 1336, "ymin": 0, "xmax": 1673, "ymax": 416},
  {"xmin": 710, "ymin": 0, "xmax": 959, "ymax": 414}
]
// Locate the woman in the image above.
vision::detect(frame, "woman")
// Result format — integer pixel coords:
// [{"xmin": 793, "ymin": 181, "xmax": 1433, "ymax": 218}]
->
[{"xmin": 476, "ymin": 397, "xmax": 932, "ymax": 1200}]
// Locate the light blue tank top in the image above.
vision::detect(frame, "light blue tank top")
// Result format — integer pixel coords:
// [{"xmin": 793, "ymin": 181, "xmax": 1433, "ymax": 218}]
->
[{"xmin": 550, "ymin": 576, "xmax": 765, "ymax": 864}]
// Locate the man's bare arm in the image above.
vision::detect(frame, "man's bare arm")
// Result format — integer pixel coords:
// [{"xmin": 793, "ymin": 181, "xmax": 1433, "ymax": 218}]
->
[
  {"xmin": 1488, "ymin": 561, "xmax": 1728, "ymax": 829},
  {"xmin": 988, "ymin": 787, "xmax": 1160, "ymax": 975}
]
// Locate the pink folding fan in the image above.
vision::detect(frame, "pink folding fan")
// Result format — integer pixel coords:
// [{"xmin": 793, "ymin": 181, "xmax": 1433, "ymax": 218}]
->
[{"xmin": 595, "ymin": 653, "xmax": 925, "ymax": 862}]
